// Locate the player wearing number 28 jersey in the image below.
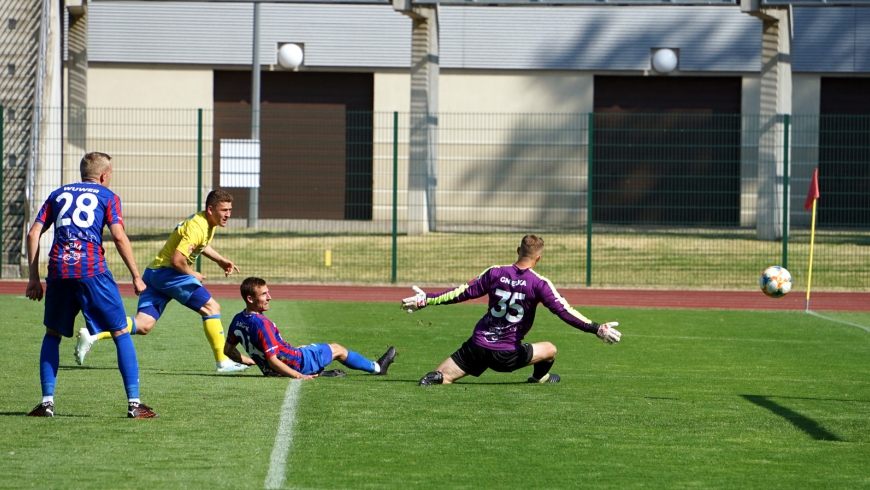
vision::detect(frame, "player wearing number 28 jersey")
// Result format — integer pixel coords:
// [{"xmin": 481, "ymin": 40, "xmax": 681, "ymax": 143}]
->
[
  {"xmin": 36, "ymin": 182, "xmax": 121, "ymax": 279},
  {"xmin": 402, "ymin": 234, "xmax": 623, "ymax": 387},
  {"xmin": 25, "ymin": 152, "xmax": 156, "ymax": 418}
]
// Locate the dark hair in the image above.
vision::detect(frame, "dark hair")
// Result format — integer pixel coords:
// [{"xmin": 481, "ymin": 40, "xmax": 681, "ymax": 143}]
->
[
  {"xmin": 240, "ymin": 277, "xmax": 267, "ymax": 302},
  {"xmin": 206, "ymin": 189, "xmax": 234, "ymax": 209}
]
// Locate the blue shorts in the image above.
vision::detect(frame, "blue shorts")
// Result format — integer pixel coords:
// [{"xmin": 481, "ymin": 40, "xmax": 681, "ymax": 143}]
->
[
  {"xmin": 137, "ymin": 267, "xmax": 211, "ymax": 320},
  {"xmin": 298, "ymin": 344, "xmax": 334, "ymax": 375},
  {"xmin": 44, "ymin": 272, "xmax": 127, "ymax": 338}
]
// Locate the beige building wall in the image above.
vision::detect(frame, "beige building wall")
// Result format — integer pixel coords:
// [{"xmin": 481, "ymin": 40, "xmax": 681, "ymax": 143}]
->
[
  {"xmin": 88, "ymin": 64, "xmax": 214, "ymax": 108},
  {"xmin": 741, "ymin": 74, "xmax": 761, "ymax": 227},
  {"xmin": 373, "ymin": 72, "xmax": 411, "ymax": 226},
  {"xmin": 790, "ymin": 73, "xmax": 821, "ymax": 227},
  {"xmin": 373, "ymin": 70, "xmax": 595, "ymax": 229},
  {"xmin": 78, "ymin": 67, "xmax": 800, "ymax": 232},
  {"xmin": 740, "ymin": 73, "xmax": 820, "ymax": 228},
  {"xmin": 438, "ymin": 72, "xmax": 593, "ymax": 230},
  {"xmin": 440, "ymin": 71, "xmax": 594, "ymax": 114},
  {"xmin": 75, "ymin": 65, "xmax": 215, "ymax": 227}
]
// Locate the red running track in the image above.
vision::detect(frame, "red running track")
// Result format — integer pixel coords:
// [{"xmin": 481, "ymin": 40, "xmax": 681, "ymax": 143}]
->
[{"xmin": 2, "ymin": 281, "xmax": 867, "ymax": 311}]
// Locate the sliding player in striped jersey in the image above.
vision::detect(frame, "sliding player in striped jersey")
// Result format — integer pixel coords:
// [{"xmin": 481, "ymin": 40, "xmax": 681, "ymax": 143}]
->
[
  {"xmin": 402, "ymin": 234, "xmax": 621, "ymax": 387},
  {"xmin": 224, "ymin": 277, "xmax": 396, "ymax": 379}
]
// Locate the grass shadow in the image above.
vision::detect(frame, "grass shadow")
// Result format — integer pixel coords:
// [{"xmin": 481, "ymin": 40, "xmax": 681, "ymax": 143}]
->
[{"xmin": 741, "ymin": 394, "xmax": 844, "ymax": 442}]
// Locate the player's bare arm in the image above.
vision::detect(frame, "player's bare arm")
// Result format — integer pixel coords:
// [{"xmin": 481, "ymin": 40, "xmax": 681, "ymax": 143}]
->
[
  {"xmin": 202, "ymin": 245, "xmax": 239, "ymax": 277},
  {"xmin": 223, "ymin": 341, "xmax": 256, "ymax": 366},
  {"xmin": 266, "ymin": 355, "xmax": 318, "ymax": 380},
  {"xmin": 25, "ymin": 221, "xmax": 47, "ymax": 301},
  {"xmin": 169, "ymin": 249, "xmax": 205, "ymax": 282},
  {"xmin": 109, "ymin": 223, "xmax": 146, "ymax": 296}
]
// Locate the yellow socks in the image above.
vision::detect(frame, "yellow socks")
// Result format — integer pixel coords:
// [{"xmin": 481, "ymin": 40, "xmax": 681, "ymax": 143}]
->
[
  {"xmin": 95, "ymin": 317, "xmax": 134, "ymax": 341},
  {"xmin": 92, "ymin": 316, "xmax": 228, "ymax": 364},
  {"xmin": 202, "ymin": 316, "xmax": 229, "ymax": 363}
]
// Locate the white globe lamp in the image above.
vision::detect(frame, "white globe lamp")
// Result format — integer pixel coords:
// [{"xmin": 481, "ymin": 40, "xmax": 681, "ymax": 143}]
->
[
  {"xmin": 651, "ymin": 48, "xmax": 678, "ymax": 74},
  {"xmin": 277, "ymin": 43, "xmax": 304, "ymax": 70}
]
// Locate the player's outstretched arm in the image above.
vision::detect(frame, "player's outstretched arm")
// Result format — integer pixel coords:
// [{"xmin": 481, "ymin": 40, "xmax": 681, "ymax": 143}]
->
[
  {"xmin": 202, "ymin": 245, "xmax": 240, "ymax": 277},
  {"xmin": 25, "ymin": 222, "xmax": 47, "ymax": 301},
  {"xmin": 109, "ymin": 223, "xmax": 146, "ymax": 296},
  {"xmin": 538, "ymin": 280, "xmax": 622, "ymax": 344},
  {"xmin": 401, "ymin": 286, "xmax": 428, "ymax": 313},
  {"xmin": 596, "ymin": 322, "xmax": 621, "ymax": 344},
  {"xmin": 266, "ymin": 355, "xmax": 317, "ymax": 380}
]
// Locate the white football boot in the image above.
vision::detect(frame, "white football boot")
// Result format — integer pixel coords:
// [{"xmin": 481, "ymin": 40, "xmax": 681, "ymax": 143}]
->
[
  {"xmin": 74, "ymin": 328, "xmax": 97, "ymax": 365},
  {"xmin": 216, "ymin": 359, "xmax": 250, "ymax": 373}
]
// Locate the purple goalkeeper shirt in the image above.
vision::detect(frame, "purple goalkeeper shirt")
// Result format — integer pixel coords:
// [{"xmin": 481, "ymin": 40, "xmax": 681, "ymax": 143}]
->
[{"xmin": 426, "ymin": 264, "xmax": 599, "ymax": 350}]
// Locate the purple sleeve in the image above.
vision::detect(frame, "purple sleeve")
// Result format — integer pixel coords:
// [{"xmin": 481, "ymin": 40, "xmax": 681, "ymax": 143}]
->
[
  {"xmin": 425, "ymin": 267, "xmax": 495, "ymax": 306},
  {"xmin": 537, "ymin": 277, "xmax": 599, "ymax": 334}
]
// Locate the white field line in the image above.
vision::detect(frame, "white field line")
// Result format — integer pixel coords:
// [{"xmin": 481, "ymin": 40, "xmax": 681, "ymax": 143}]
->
[
  {"xmin": 265, "ymin": 379, "xmax": 303, "ymax": 490},
  {"xmin": 807, "ymin": 310, "xmax": 870, "ymax": 334},
  {"xmin": 627, "ymin": 335, "xmax": 824, "ymax": 344}
]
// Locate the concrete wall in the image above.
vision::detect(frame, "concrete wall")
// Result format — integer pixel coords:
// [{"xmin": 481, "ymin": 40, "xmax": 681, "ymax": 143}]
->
[
  {"xmin": 71, "ymin": 64, "xmax": 215, "ymax": 223},
  {"xmin": 372, "ymin": 71, "xmax": 594, "ymax": 229},
  {"xmin": 72, "ymin": 63, "xmax": 833, "ymax": 231},
  {"xmin": 88, "ymin": 64, "xmax": 214, "ymax": 108},
  {"xmin": 790, "ymin": 73, "xmax": 821, "ymax": 227}
]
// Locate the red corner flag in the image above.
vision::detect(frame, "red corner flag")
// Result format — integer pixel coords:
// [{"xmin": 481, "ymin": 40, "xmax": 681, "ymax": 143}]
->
[{"xmin": 804, "ymin": 168, "xmax": 820, "ymax": 211}]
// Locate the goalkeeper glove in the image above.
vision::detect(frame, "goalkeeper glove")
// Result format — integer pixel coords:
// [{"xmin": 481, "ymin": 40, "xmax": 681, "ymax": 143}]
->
[
  {"xmin": 596, "ymin": 322, "xmax": 621, "ymax": 344},
  {"xmin": 401, "ymin": 286, "xmax": 428, "ymax": 313}
]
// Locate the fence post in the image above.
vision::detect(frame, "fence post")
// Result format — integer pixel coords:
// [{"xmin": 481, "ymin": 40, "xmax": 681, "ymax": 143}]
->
[
  {"xmin": 586, "ymin": 112, "xmax": 594, "ymax": 287},
  {"xmin": 782, "ymin": 114, "xmax": 790, "ymax": 269},
  {"xmin": 196, "ymin": 108, "xmax": 203, "ymax": 273},
  {"xmin": 391, "ymin": 111, "xmax": 398, "ymax": 284},
  {"xmin": 0, "ymin": 105, "xmax": 4, "ymax": 278}
]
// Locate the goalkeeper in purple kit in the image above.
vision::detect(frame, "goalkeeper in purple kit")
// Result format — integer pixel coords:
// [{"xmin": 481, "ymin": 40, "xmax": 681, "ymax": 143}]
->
[{"xmin": 403, "ymin": 234, "xmax": 621, "ymax": 387}]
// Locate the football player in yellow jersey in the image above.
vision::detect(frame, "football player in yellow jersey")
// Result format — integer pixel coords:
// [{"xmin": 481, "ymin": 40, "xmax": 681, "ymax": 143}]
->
[{"xmin": 75, "ymin": 189, "xmax": 255, "ymax": 373}]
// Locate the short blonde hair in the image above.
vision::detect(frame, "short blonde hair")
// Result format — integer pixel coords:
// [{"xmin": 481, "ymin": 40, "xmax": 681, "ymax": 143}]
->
[
  {"xmin": 80, "ymin": 152, "xmax": 112, "ymax": 180},
  {"xmin": 519, "ymin": 234, "xmax": 544, "ymax": 259}
]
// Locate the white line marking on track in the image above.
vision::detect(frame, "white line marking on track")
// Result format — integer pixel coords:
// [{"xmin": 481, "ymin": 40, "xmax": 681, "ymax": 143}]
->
[
  {"xmin": 807, "ymin": 310, "xmax": 870, "ymax": 334},
  {"xmin": 265, "ymin": 379, "xmax": 303, "ymax": 489}
]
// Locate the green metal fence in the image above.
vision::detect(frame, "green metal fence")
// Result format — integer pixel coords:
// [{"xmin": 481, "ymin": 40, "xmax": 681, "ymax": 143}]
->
[{"xmin": 2, "ymin": 107, "xmax": 868, "ymax": 291}]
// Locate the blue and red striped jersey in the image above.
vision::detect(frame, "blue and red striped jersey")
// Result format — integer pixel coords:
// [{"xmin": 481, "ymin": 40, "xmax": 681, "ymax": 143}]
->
[
  {"xmin": 227, "ymin": 310, "xmax": 304, "ymax": 377},
  {"xmin": 34, "ymin": 182, "xmax": 123, "ymax": 279}
]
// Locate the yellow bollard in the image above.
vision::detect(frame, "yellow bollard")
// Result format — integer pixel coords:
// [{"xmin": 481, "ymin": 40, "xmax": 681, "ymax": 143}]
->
[{"xmin": 325, "ymin": 249, "xmax": 332, "ymax": 267}]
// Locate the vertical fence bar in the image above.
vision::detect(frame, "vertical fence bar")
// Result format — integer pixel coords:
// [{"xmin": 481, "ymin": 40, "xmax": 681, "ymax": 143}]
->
[
  {"xmin": 391, "ymin": 111, "xmax": 398, "ymax": 284},
  {"xmin": 196, "ymin": 108, "xmax": 203, "ymax": 273},
  {"xmin": 782, "ymin": 114, "xmax": 790, "ymax": 269},
  {"xmin": 586, "ymin": 112, "xmax": 593, "ymax": 287},
  {"xmin": 0, "ymin": 105, "xmax": 4, "ymax": 277}
]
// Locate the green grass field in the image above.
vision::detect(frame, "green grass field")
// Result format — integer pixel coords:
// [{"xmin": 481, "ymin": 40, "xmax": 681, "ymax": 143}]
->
[{"xmin": 3, "ymin": 295, "xmax": 870, "ymax": 489}]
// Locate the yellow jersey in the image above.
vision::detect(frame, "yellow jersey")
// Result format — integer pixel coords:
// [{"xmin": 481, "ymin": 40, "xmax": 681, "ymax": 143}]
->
[{"xmin": 148, "ymin": 211, "xmax": 216, "ymax": 269}]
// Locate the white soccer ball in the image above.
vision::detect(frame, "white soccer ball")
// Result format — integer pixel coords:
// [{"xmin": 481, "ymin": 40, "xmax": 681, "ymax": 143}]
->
[
  {"xmin": 277, "ymin": 43, "xmax": 304, "ymax": 69},
  {"xmin": 760, "ymin": 266, "xmax": 792, "ymax": 298}
]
